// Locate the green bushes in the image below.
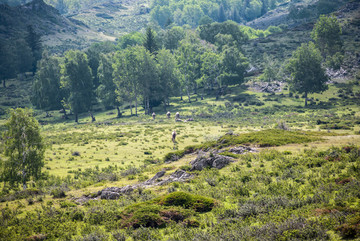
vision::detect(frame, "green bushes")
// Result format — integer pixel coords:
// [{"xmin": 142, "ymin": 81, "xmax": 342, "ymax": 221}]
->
[
  {"xmin": 160, "ymin": 191, "xmax": 215, "ymax": 212},
  {"xmin": 120, "ymin": 192, "xmax": 215, "ymax": 229},
  {"xmin": 120, "ymin": 203, "xmax": 193, "ymax": 229},
  {"xmin": 216, "ymin": 129, "xmax": 322, "ymax": 148},
  {"xmin": 51, "ymin": 188, "xmax": 66, "ymax": 198}
]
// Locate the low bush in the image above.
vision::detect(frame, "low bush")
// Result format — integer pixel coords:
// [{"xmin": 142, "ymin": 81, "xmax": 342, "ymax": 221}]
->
[
  {"xmin": 160, "ymin": 191, "xmax": 215, "ymax": 212},
  {"xmin": 51, "ymin": 188, "xmax": 66, "ymax": 198}
]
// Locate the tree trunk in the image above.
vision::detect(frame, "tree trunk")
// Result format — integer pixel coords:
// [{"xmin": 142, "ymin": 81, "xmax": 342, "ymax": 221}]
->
[
  {"xmin": 130, "ymin": 103, "xmax": 133, "ymax": 116},
  {"xmin": 89, "ymin": 111, "xmax": 96, "ymax": 122},
  {"xmin": 75, "ymin": 112, "xmax": 78, "ymax": 123},
  {"xmin": 22, "ymin": 170, "xmax": 27, "ymax": 190},
  {"xmin": 116, "ymin": 106, "xmax": 122, "ymax": 118},
  {"xmin": 216, "ymin": 88, "xmax": 220, "ymax": 100},
  {"xmin": 186, "ymin": 88, "xmax": 191, "ymax": 103},
  {"xmin": 304, "ymin": 92, "xmax": 308, "ymax": 107},
  {"xmin": 163, "ymin": 98, "xmax": 167, "ymax": 111},
  {"xmin": 2, "ymin": 79, "xmax": 6, "ymax": 88},
  {"xmin": 135, "ymin": 97, "xmax": 138, "ymax": 116},
  {"xmin": 62, "ymin": 106, "xmax": 68, "ymax": 119}
]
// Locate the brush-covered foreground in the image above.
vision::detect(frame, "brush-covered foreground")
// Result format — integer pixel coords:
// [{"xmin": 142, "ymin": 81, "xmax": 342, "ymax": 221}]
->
[{"xmin": 1, "ymin": 145, "xmax": 360, "ymax": 240}]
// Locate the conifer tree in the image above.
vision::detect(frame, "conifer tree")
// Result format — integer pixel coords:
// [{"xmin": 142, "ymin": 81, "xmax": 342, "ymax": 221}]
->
[{"xmin": 143, "ymin": 27, "xmax": 158, "ymax": 54}]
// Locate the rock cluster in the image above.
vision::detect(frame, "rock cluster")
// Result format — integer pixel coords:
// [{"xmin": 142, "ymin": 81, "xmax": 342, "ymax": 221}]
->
[{"xmin": 190, "ymin": 152, "xmax": 234, "ymax": 171}]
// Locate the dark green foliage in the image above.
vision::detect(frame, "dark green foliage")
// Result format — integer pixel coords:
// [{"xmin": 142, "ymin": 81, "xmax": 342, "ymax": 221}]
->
[
  {"xmin": 25, "ymin": 25, "xmax": 42, "ymax": 73},
  {"xmin": 326, "ymin": 52, "xmax": 344, "ymax": 70},
  {"xmin": 218, "ymin": 129, "xmax": 322, "ymax": 147},
  {"xmin": 0, "ymin": 40, "xmax": 17, "ymax": 88},
  {"xmin": 31, "ymin": 52, "xmax": 65, "ymax": 111},
  {"xmin": 199, "ymin": 21, "xmax": 249, "ymax": 47},
  {"xmin": 86, "ymin": 41, "xmax": 115, "ymax": 89},
  {"xmin": 143, "ymin": 27, "xmax": 158, "ymax": 54},
  {"xmin": 116, "ymin": 32, "xmax": 144, "ymax": 50},
  {"xmin": 311, "ymin": 15, "xmax": 342, "ymax": 57},
  {"xmin": 164, "ymin": 150, "xmax": 185, "ymax": 162},
  {"xmin": 51, "ymin": 187, "xmax": 66, "ymax": 198},
  {"xmin": 120, "ymin": 192, "xmax": 213, "ymax": 228},
  {"xmin": 61, "ymin": 50, "xmax": 94, "ymax": 122},
  {"xmin": 160, "ymin": 191, "xmax": 215, "ymax": 212}
]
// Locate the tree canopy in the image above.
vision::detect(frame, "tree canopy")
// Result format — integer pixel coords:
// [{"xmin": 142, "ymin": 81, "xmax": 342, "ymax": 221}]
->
[
  {"xmin": 1, "ymin": 108, "xmax": 45, "ymax": 190},
  {"xmin": 311, "ymin": 15, "xmax": 342, "ymax": 57},
  {"xmin": 287, "ymin": 42, "xmax": 328, "ymax": 106},
  {"xmin": 61, "ymin": 50, "xmax": 94, "ymax": 122}
]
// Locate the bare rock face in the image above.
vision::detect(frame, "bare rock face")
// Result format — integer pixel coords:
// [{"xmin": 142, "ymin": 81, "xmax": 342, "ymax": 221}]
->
[
  {"xmin": 226, "ymin": 146, "xmax": 258, "ymax": 154},
  {"xmin": 99, "ymin": 185, "xmax": 135, "ymax": 199},
  {"xmin": 157, "ymin": 169, "xmax": 193, "ymax": 185},
  {"xmin": 190, "ymin": 152, "xmax": 234, "ymax": 171},
  {"xmin": 144, "ymin": 170, "xmax": 166, "ymax": 185},
  {"xmin": 78, "ymin": 169, "xmax": 193, "ymax": 202}
]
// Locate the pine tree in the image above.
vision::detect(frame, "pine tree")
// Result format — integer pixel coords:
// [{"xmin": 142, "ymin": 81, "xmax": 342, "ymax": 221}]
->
[
  {"xmin": 218, "ymin": 4, "xmax": 226, "ymax": 22},
  {"xmin": 25, "ymin": 25, "xmax": 42, "ymax": 74},
  {"xmin": 143, "ymin": 27, "xmax": 158, "ymax": 54}
]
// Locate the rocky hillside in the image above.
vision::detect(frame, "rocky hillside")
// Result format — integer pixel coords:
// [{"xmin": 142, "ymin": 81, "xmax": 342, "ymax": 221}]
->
[
  {"xmin": 67, "ymin": 0, "xmax": 150, "ymax": 37},
  {"xmin": 0, "ymin": 0, "xmax": 115, "ymax": 53}
]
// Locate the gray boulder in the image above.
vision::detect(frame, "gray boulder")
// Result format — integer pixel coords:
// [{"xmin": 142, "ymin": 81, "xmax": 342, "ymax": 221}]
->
[
  {"xmin": 190, "ymin": 152, "xmax": 234, "ymax": 171},
  {"xmin": 144, "ymin": 171, "xmax": 166, "ymax": 185}
]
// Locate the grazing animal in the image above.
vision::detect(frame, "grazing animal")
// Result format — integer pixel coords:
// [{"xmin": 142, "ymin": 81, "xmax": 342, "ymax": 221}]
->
[
  {"xmin": 166, "ymin": 111, "xmax": 171, "ymax": 119},
  {"xmin": 152, "ymin": 112, "xmax": 156, "ymax": 120},
  {"xmin": 172, "ymin": 130, "xmax": 177, "ymax": 143},
  {"xmin": 175, "ymin": 112, "xmax": 180, "ymax": 120}
]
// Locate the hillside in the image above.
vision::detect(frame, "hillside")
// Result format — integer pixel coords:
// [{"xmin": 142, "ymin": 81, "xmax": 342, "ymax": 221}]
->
[
  {"xmin": 67, "ymin": 0, "xmax": 151, "ymax": 37},
  {"xmin": 0, "ymin": 0, "xmax": 115, "ymax": 53}
]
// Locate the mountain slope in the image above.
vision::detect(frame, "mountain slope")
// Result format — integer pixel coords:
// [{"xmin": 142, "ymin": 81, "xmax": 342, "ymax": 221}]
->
[
  {"xmin": 0, "ymin": 0, "xmax": 115, "ymax": 53},
  {"xmin": 67, "ymin": 0, "xmax": 150, "ymax": 37}
]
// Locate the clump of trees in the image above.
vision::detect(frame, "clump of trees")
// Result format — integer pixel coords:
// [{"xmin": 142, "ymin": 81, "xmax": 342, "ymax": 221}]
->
[
  {"xmin": 31, "ymin": 23, "xmax": 251, "ymax": 122},
  {"xmin": 150, "ymin": 0, "xmax": 288, "ymax": 28}
]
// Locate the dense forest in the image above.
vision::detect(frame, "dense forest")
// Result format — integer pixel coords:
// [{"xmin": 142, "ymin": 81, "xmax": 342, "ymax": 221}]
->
[{"xmin": 0, "ymin": 0, "xmax": 360, "ymax": 240}]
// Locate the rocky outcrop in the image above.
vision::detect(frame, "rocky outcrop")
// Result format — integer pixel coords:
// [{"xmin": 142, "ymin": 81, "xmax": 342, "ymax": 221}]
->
[
  {"xmin": 225, "ymin": 146, "xmax": 258, "ymax": 154},
  {"xmin": 190, "ymin": 152, "xmax": 234, "ymax": 171},
  {"xmin": 143, "ymin": 170, "xmax": 166, "ymax": 185},
  {"xmin": 157, "ymin": 169, "xmax": 193, "ymax": 185},
  {"xmin": 77, "ymin": 169, "xmax": 193, "ymax": 202}
]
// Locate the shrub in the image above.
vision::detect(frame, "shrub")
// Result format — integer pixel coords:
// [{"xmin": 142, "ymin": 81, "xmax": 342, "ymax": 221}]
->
[
  {"xmin": 163, "ymin": 150, "xmax": 185, "ymax": 162},
  {"xmin": 121, "ymin": 204, "xmax": 192, "ymax": 229},
  {"xmin": 51, "ymin": 188, "xmax": 66, "ymax": 198},
  {"xmin": 160, "ymin": 191, "xmax": 215, "ymax": 212}
]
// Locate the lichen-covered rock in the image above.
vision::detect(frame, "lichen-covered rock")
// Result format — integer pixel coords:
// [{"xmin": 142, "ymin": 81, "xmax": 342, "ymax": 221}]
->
[
  {"xmin": 100, "ymin": 191, "xmax": 120, "ymax": 200},
  {"xmin": 158, "ymin": 169, "xmax": 193, "ymax": 185},
  {"xmin": 190, "ymin": 152, "xmax": 234, "ymax": 171},
  {"xmin": 144, "ymin": 171, "xmax": 166, "ymax": 185},
  {"xmin": 227, "ymin": 146, "xmax": 257, "ymax": 154}
]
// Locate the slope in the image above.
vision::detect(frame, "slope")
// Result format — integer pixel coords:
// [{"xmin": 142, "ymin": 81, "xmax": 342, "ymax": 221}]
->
[{"xmin": 0, "ymin": 0, "xmax": 115, "ymax": 53}]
